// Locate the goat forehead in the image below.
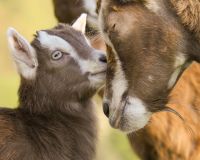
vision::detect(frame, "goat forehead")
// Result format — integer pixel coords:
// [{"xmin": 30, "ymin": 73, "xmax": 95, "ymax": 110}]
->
[
  {"xmin": 37, "ymin": 29, "xmax": 91, "ymax": 59},
  {"xmin": 38, "ymin": 31, "xmax": 77, "ymax": 55}
]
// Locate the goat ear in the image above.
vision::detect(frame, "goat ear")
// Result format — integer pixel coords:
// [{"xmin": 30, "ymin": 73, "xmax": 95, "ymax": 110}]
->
[
  {"xmin": 7, "ymin": 27, "xmax": 38, "ymax": 79},
  {"xmin": 72, "ymin": 13, "xmax": 87, "ymax": 34}
]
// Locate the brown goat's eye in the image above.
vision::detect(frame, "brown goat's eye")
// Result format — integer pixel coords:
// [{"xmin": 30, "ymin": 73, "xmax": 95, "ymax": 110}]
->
[{"xmin": 51, "ymin": 51, "xmax": 63, "ymax": 60}]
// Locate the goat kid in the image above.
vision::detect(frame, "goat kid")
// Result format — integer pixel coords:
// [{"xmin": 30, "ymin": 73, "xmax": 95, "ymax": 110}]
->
[
  {"xmin": 52, "ymin": 0, "xmax": 106, "ymax": 64},
  {"xmin": 1, "ymin": 14, "xmax": 106, "ymax": 160}
]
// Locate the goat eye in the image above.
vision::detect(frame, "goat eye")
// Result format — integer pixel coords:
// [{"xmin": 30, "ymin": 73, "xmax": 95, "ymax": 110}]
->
[{"xmin": 51, "ymin": 51, "xmax": 63, "ymax": 60}]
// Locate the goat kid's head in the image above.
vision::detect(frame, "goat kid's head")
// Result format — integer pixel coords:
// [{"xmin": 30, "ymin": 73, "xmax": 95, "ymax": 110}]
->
[
  {"xmin": 7, "ymin": 14, "xmax": 107, "ymax": 102},
  {"xmin": 99, "ymin": 0, "xmax": 197, "ymax": 133}
]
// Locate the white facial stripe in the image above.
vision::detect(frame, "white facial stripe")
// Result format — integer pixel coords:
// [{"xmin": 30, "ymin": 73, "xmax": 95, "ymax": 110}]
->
[
  {"xmin": 111, "ymin": 58, "xmax": 128, "ymax": 110},
  {"xmin": 168, "ymin": 67, "xmax": 182, "ymax": 89},
  {"xmin": 38, "ymin": 31, "xmax": 106, "ymax": 85},
  {"xmin": 99, "ymin": 7, "xmax": 151, "ymax": 132},
  {"xmin": 99, "ymin": 4, "xmax": 128, "ymax": 112},
  {"xmin": 99, "ymin": 5, "xmax": 129, "ymax": 113},
  {"xmin": 103, "ymin": 37, "xmax": 150, "ymax": 132},
  {"xmin": 38, "ymin": 31, "xmax": 77, "ymax": 56},
  {"xmin": 38, "ymin": 31, "xmax": 89, "ymax": 72},
  {"xmin": 102, "ymin": 32, "xmax": 128, "ymax": 113}
]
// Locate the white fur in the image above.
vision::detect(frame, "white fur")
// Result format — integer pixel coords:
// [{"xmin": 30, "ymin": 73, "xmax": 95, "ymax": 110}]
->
[
  {"xmin": 100, "ymin": 31, "xmax": 129, "ymax": 127},
  {"xmin": 100, "ymin": 31, "xmax": 128, "ymax": 112},
  {"xmin": 83, "ymin": 0, "xmax": 97, "ymax": 17},
  {"xmin": 122, "ymin": 97, "xmax": 151, "ymax": 133},
  {"xmin": 168, "ymin": 53, "xmax": 187, "ymax": 88},
  {"xmin": 174, "ymin": 53, "xmax": 187, "ymax": 68},
  {"xmin": 168, "ymin": 67, "xmax": 182, "ymax": 89},
  {"xmin": 148, "ymin": 75, "xmax": 154, "ymax": 82},
  {"xmin": 88, "ymin": 73, "xmax": 106, "ymax": 88},
  {"xmin": 38, "ymin": 31, "xmax": 77, "ymax": 56},
  {"xmin": 111, "ymin": 51, "xmax": 128, "ymax": 112},
  {"xmin": 81, "ymin": 59, "xmax": 106, "ymax": 88},
  {"xmin": 7, "ymin": 27, "xmax": 38, "ymax": 79},
  {"xmin": 99, "ymin": 3, "xmax": 128, "ymax": 114}
]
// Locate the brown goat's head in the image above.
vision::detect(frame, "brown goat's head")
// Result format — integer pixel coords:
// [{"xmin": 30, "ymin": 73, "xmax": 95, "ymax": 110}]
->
[
  {"xmin": 99, "ymin": 0, "xmax": 199, "ymax": 133},
  {"xmin": 7, "ymin": 14, "xmax": 107, "ymax": 104}
]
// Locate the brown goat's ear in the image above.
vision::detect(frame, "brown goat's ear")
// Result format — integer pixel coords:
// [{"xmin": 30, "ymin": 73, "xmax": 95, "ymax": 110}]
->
[
  {"xmin": 7, "ymin": 27, "xmax": 38, "ymax": 79},
  {"xmin": 72, "ymin": 13, "xmax": 87, "ymax": 34}
]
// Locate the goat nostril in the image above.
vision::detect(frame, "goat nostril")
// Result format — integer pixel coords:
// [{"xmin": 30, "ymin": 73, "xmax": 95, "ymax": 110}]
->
[
  {"xmin": 103, "ymin": 103, "xmax": 109, "ymax": 118},
  {"xmin": 99, "ymin": 55, "xmax": 107, "ymax": 63}
]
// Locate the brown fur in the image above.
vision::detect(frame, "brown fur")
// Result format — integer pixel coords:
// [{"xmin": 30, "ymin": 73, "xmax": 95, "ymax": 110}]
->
[
  {"xmin": 52, "ymin": 0, "xmax": 105, "ymax": 45},
  {"xmin": 52, "ymin": 0, "xmax": 84, "ymax": 24},
  {"xmin": 52, "ymin": 0, "xmax": 100, "ymax": 36},
  {"xmin": 129, "ymin": 63, "xmax": 200, "ymax": 160},
  {"xmin": 98, "ymin": 0, "xmax": 200, "ymax": 159},
  {"xmin": 52, "ymin": 0, "xmax": 107, "ymax": 98},
  {"xmin": 99, "ymin": 0, "xmax": 191, "ymax": 124}
]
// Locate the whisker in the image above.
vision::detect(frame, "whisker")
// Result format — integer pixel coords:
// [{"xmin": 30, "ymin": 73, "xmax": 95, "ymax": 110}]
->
[{"xmin": 162, "ymin": 106, "xmax": 185, "ymax": 121}]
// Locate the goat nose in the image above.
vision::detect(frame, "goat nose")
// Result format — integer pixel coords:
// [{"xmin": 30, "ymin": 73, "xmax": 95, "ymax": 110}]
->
[
  {"xmin": 103, "ymin": 103, "xmax": 110, "ymax": 118},
  {"xmin": 99, "ymin": 54, "xmax": 107, "ymax": 63}
]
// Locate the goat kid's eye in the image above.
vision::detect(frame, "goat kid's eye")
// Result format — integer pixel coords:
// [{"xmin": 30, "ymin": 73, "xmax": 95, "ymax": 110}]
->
[{"xmin": 51, "ymin": 50, "xmax": 63, "ymax": 60}]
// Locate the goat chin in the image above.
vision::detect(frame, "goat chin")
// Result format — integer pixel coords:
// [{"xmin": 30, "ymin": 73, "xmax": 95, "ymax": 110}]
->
[{"xmin": 119, "ymin": 97, "xmax": 152, "ymax": 133}]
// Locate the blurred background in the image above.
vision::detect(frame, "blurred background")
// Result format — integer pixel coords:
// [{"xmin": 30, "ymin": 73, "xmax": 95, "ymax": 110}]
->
[{"xmin": 0, "ymin": 0, "xmax": 139, "ymax": 159}]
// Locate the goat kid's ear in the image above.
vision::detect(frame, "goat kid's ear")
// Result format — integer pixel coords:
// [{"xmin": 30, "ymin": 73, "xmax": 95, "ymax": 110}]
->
[
  {"xmin": 72, "ymin": 13, "xmax": 87, "ymax": 34},
  {"xmin": 7, "ymin": 27, "xmax": 38, "ymax": 79}
]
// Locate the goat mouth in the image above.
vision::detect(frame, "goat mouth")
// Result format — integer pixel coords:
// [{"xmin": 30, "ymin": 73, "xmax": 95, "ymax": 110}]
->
[
  {"xmin": 109, "ymin": 98, "xmax": 128, "ymax": 129},
  {"xmin": 90, "ymin": 70, "xmax": 106, "ymax": 76}
]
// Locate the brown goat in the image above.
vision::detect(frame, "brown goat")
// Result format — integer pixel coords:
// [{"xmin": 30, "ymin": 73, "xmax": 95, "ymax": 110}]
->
[
  {"xmin": 1, "ymin": 14, "xmax": 107, "ymax": 160},
  {"xmin": 98, "ymin": 0, "xmax": 200, "ymax": 159}
]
